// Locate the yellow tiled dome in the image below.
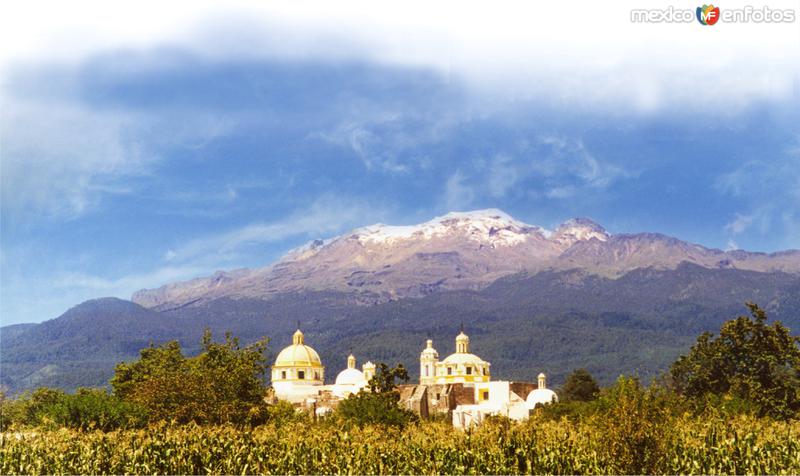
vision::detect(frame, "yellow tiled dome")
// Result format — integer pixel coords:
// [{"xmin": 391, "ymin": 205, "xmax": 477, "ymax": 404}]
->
[{"xmin": 274, "ymin": 329, "xmax": 323, "ymax": 368}]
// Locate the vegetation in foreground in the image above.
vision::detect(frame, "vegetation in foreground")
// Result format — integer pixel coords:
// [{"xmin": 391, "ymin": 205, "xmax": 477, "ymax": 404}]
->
[
  {"xmin": 1, "ymin": 302, "xmax": 799, "ymax": 475},
  {"xmin": 2, "ymin": 405, "xmax": 799, "ymax": 475}
]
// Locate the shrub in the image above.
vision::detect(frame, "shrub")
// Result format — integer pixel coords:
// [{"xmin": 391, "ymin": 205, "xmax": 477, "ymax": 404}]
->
[
  {"xmin": 335, "ymin": 362, "xmax": 418, "ymax": 428},
  {"xmin": 42, "ymin": 388, "xmax": 147, "ymax": 431},
  {"xmin": 591, "ymin": 376, "xmax": 674, "ymax": 474},
  {"xmin": 0, "ymin": 387, "xmax": 146, "ymax": 431},
  {"xmin": 336, "ymin": 391, "xmax": 418, "ymax": 428}
]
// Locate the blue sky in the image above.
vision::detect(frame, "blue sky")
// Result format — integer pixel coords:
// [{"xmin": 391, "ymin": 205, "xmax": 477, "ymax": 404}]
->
[{"xmin": 1, "ymin": 1, "xmax": 799, "ymax": 325}]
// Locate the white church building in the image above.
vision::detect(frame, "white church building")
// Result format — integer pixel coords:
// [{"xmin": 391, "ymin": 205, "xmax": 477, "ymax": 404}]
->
[{"xmin": 270, "ymin": 327, "xmax": 557, "ymax": 426}]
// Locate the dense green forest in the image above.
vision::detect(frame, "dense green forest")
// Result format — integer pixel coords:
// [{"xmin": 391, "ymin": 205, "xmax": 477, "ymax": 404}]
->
[
  {"xmin": 1, "ymin": 302, "xmax": 799, "ymax": 475},
  {"xmin": 4, "ymin": 264, "xmax": 800, "ymax": 395}
]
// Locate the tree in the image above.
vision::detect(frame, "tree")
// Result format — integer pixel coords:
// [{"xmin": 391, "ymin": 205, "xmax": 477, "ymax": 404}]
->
[
  {"xmin": 335, "ymin": 363, "xmax": 417, "ymax": 427},
  {"xmin": 0, "ymin": 387, "xmax": 146, "ymax": 431},
  {"xmin": 111, "ymin": 330, "xmax": 270, "ymax": 425},
  {"xmin": 41, "ymin": 388, "xmax": 147, "ymax": 431},
  {"xmin": 111, "ymin": 340, "xmax": 186, "ymax": 400},
  {"xmin": 367, "ymin": 362, "xmax": 410, "ymax": 393},
  {"xmin": 560, "ymin": 368, "xmax": 600, "ymax": 402},
  {"xmin": 670, "ymin": 302, "xmax": 800, "ymax": 419}
]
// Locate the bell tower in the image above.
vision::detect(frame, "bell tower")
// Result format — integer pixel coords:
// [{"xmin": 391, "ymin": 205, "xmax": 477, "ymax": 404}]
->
[{"xmin": 420, "ymin": 339, "xmax": 439, "ymax": 385}]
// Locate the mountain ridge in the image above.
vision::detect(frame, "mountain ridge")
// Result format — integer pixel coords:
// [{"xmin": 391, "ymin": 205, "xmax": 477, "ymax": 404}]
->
[
  {"xmin": 132, "ymin": 209, "xmax": 800, "ymax": 309},
  {"xmin": 4, "ymin": 262, "xmax": 799, "ymax": 394}
]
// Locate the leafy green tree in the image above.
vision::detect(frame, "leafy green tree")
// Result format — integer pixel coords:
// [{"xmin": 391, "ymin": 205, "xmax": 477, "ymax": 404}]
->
[
  {"xmin": 0, "ymin": 390, "xmax": 25, "ymax": 430},
  {"xmin": 336, "ymin": 363, "xmax": 417, "ymax": 427},
  {"xmin": 10, "ymin": 387, "xmax": 67, "ymax": 427},
  {"xmin": 367, "ymin": 362, "xmax": 410, "ymax": 392},
  {"xmin": 560, "ymin": 368, "xmax": 600, "ymax": 402},
  {"xmin": 1, "ymin": 387, "xmax": 146, "ymax": 431},
  {"xmin": 670, "ymin": 302, "xmax": 800, "ymax": 419},
  {"xmin": 111, "ymin": 340, "xmax": 186, "ymax": 399},
  {"xmin": 111, "ymin": 330, "xmax": 270, "ymax": 425},
  {"xmin": 43, "ymin": 388, "xmax": 147, "ymax": 431}
]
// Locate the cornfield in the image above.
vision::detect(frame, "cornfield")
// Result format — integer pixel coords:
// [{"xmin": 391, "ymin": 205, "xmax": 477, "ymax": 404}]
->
[{"xmin": 2, "ymin": 415, "xmax": 799, "ymax": 475}]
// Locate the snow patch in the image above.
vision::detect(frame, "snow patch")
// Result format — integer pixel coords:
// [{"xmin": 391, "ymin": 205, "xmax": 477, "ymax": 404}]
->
[
  {"xmin": 354, "ymin": 209, "xmax": 549, "ymax": 247},
  {"xmin": 281, "ymin": 238, "xmax": 332, "ymax": 262},
  {"xmin": 553, "ymin": 218, "xmax": 609, "ymax": 246}
]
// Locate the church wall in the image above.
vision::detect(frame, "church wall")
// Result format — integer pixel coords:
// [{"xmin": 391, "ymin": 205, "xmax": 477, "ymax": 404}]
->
[
  {"xmin": 509, "ymin": 382, "xmax": 538, "ymax": 400},
  {"xmin": 451, "ymin": 384, "xmax": 476, "ymax": 406}
]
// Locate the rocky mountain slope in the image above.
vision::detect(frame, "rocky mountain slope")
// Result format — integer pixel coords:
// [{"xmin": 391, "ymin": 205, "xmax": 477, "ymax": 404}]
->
[
  {"xmin": 3, "ymin": 263, "xmax": 799, "ymax": 394},
  {"xmin": 132, "ymin": 209, "xmax": 800, "ymax": 309},
  {"xmin": 4, "ymin": 209, "xmax": 799, "ymax": 394}
]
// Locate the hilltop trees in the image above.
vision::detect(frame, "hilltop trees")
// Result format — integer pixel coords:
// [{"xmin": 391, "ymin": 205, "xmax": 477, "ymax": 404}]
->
[{"xmin": 670, "ymin": 302, "xmax": 800, "ymax": 418}]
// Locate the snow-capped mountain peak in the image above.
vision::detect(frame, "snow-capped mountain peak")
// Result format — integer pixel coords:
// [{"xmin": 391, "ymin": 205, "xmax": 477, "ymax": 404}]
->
[
  {"xmin": 132, "ymin": 208, "xmax": 800, "ymax": 310},
  {"xmin": 552, "ymin": 218, "xmax": 609, "ymax": 246},
  {"xmin": 352, "ymin": 209, "xmax": 546, "ymax": 247}
]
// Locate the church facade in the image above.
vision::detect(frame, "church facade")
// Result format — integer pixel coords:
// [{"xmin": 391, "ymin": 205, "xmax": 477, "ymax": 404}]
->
[
  {"xmin": 419, "ymin": 332, "xmax": 491, "ymax": 385},
  {"xmin": 270, "ymin": 327, "xmax": 557, "ymax": 426}
]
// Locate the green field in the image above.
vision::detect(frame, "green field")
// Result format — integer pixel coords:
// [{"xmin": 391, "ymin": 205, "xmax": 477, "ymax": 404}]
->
[{"xmin": 2, "ymin": 413, "xmax": 800, "ymax": 475}]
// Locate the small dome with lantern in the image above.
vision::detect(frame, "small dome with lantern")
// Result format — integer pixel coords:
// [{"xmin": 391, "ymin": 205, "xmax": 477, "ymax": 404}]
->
[
  {"xmin": 333, "ymin": 354, "xmax": 368, "ymax": 397},
  {"xmin": 335, "ymin": 354, "xmax": 367, "ymax": 386},
  {"xmin": 526, "ymin": 373, "xmax": 558, "ymax": 408}
]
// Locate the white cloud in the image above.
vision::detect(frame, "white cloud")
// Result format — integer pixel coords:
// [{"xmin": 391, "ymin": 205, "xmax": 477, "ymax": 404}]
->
[
  {"xmin": 53, "ymin": 265, "xmax": 209, "ymax": 296},
  {"xmin": 314, "ymin": 121, "xmax": 411, "ymax": 173},
  {"xmin": 487, "ymin": 155, "xmax": 519, "ymax": 198},
  {"xmin": 0, "ymin": 95, "xmax": 236, "ymax": 220},
  {"xmin": 534, "ymin": 137, "xmax": 632, "ymax": 191},
  {"xmin": 717, "ymin": 140, "xmax": 800, "ymax": 248},
  {"xmin": 442, "ymin": 171, "xmax": 475, "ymax": 211},
  {"xmin": 0, "ymin": 99, "xmax": 145, "ymax": 219},
  {"xmin": 492, "ymin": 136, "xmax": 634, "ymax": 200},
  {"xmin": 2, "ymin": 0, "xmax": 797, "ymax": 114},
  {"xmin": 0, "ymin": 197, "xmax": 387, "ymax": 324},
  {"xmin": 162, "ymin": 196, "xmax": 384, "ymax": 266},
  {"xmin": 725, "ymin": 213, "xmax": 755, "ymax": 235},
  {"xmin": 438, "ymin": 136, "xmax": 634, "ymax": 207}
]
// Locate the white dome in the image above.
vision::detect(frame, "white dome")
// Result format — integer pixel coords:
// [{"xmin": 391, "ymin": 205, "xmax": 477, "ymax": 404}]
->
[
  {"xmin": 335, "ymin": 368, "xmax": 367, "ymax": 386},
  {"xmin": 526, "ymin": 388, "xmax": 558, "ymax": 408},
  {"xmin": 441, "ymin": 352, "xmax": 487, "ymax": 365}
]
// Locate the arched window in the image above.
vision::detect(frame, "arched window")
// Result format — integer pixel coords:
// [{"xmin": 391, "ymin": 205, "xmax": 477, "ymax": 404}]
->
[
  {"xmin": 425, "ymin": 365, "xmax": 429, "ymax": 376},
  {"xmin": 281, "ymin": 370, "xmax": 287, "ymax": 379},
  {"xmin": 298, "ymin": 370, "xmax": 305, "ymax": 380}
]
